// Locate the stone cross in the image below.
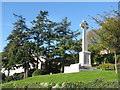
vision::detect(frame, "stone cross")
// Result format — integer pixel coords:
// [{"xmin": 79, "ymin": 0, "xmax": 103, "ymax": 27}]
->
[
  {"xmin": 80, "ymin": 20, "xmax": 89, "ymax": 51},
  {"xmin": 64, "ymin": 20, "xmax": 92, "ymax": 73},
  {"xmin": 80, "ymin": 20, "xmax": 89, "ymax": 30},
  {"xmin": 79, "ymin": 20, "xmax": 91, "ymax": 66}
]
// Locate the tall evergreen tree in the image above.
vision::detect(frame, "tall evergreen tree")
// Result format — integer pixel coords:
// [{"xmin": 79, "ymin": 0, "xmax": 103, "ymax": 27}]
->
[
  {"xmin": 30, "ymin": 11, "xmax": 58, "ymax": 72},
  {"xmin": 5, "ymin": 14, "xmax": 34, "ymax": 78},
  {"xmin": 54, "ymin": 17, "xmax": 80, "ymax": 72},
  {"xmin": 43, "ymin": 20, "xmax": 57, "ymax": 59},
  {"xmin": 3, "ymin": 11, "xmax": 81, "ymax": 76},
  {"xmin": 30, "ymin": 11, "xmax": 49, "ymax": 69},
  {"xmin": 1, "ymin": 50, "xmax": 11, "ymax": 76}
]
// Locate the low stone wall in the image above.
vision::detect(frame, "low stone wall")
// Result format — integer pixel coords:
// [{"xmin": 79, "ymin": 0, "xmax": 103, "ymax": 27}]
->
[
  {"xmin": 64, "ymin": 63, "xmax": 80, "ymax": 73},
  {"xmin": 64, "ymin": 64, "xmax": 102, "ymax": 73}
]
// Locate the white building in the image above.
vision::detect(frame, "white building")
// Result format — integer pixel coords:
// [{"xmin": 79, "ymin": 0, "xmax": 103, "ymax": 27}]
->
[{"xmin": 1, "ymin": 56, "xmax": 46, "ymax": 76}]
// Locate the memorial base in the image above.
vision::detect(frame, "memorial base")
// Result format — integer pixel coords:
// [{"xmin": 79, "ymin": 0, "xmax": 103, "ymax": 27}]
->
[
  {"xmin": 79, "ymin": 51, "xmax": 91, "ymax": 66},
  {"xmin": 64, "ymin": 64, "xmax": 102, "ymax": 73}
]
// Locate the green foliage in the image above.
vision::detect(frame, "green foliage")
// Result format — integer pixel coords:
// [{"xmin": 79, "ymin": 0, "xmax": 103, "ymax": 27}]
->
[
  {"xmin": 63, "ymin": 79, "xmax": 118, "ymax": 88},
  {"xmin": 117, "ymin": 54, "xmax": 120, "ymax": 62},
  {"xmin": 3, "ymin": 10, "xmax": 81, "ymax": 76},
  {"xmin": 28, "ymin": 69, "xmax": 36, "ymax": 77},
  {"xmin": 30, "ymin": 11, "xmax": 50, "ymax": 69},
  {"xmin": 1, "ymin": 72, "xmax": 6, "ymax": 83},
  {"xmin": 88, "ymin": 10, "xmax": 120, "ymax": 70},
  {"xmin": 45, "ymin": 58, "xmax": 61, "ymax": 74},
  {"xmin": 32, "ymin": 69, "xmax": 46, "ymax": 76},
  {"xmin": 97, "ymin": 63, "xmax": 115, "ymax": 70},
  {"xmin": 5, "ymin": 76, "xmax": 14, "ymax": 82},
  {"xmin": 2, "ymin": 73, "xmax": 24, "ymax": 83},
  {"xmin": 93, "ymin": 12, "xmax": 120, "ymax": 73},
  {"xmin": 1, "ymin": 79, "xmax": 119, "ymax": 88},
  {"xmin": 12, "ymin": 73, "xmax": 24, "ymax": 80},
  {"xmin": 93, "ymin": 53, "xmax": 114, "ymax": 64},
  {"xmin": 87, "ymin": 29, "xmax": 101, "ymax": 50},
  {"xmin": 3, "ymin": 14, "xmax": 36, "ymax": 78}
]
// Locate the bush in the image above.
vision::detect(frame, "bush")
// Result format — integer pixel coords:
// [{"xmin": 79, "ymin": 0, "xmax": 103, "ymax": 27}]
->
[
  {"xmin": 2, "ymin": 78, "xmax": 118, "ymax": 88},
  {"xmin": 63, "ymin": 78, "xmax": 118, "ymax": 88},
  {"xmin": 12, "ymin": 73, "xmax": 24, "ymax": 80},
  {"xmin": 28, "ymin": 69, "xmax": 36, "ymax": 77},
  {"xmin": 97, "ymin": 63, "xmax": 115, "ymax": 70},
  {"xmin": 3, "ymin": 73, "xmax": 24, "ymax": 83},
  {"xmin": 5, "ymin": 76, "xmax": 14, "ymax": 82},
  {"xmin": 2, "ymin": 73, "xmax": 6, "ymax": 82},
  {"xmin": 32, "ymin": 69, "xmax": 46, "ymax": 76},
  {"xmin": 0, "ymin": 72, "xmax": 6, "ymax": 83}
]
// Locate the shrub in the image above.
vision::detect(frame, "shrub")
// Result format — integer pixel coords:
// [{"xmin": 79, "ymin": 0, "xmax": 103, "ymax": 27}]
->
[
  {"xmin": 12, "ymin": 73, "xmax": 24, "ymax": 80},
  {"xmin": 63, "ymin": 79, "xmax": 118, "ymax": 88},
  {"xmin": 3, "ymin": 73, "xmax": 24, "ymax": 83},
  {"xmin": 32, "ymin": 69, "xmax": 46, "ymax": 76},
  {"xmin": 5, "ymin": 76, "xmax": 14, "ymax": 82},
  {"xmin": 97, "ymin": 63, "xmax": 115, "ymax": 70},
  {"xmin": 2, "ymin": 79, "xmax": 118, "ymax": 88},
  {"xmin": 28, "ymin": 69, "xmax": 36, "ymax": 77},
  {"xmin": 1, "ymin": 73, "xmax": 6, "ymax": 83}
]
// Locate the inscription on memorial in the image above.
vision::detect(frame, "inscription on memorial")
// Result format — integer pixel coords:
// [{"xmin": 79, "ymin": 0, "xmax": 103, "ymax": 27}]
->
[{"xmin": 84, "ymin": 53, "xmax": 89, "ymax": 64}]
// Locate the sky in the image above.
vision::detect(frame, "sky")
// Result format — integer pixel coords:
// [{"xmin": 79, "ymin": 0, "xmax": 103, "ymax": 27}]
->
[
  {"xmin": 1, "ymin": 0, "xmax": 120, "ymax": 2},
  {"xmin": 1, "ymin": 2, "xmax": 118, "ymax": 52}
]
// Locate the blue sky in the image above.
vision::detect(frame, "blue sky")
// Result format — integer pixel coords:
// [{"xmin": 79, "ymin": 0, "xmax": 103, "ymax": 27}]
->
[
  {"xmin": 1, "ymin": 0, "xmax": 119, "ymax": 2},
  {"xmin": 1, "ymin": 2, "xmax": 118, "ymax": 52}
]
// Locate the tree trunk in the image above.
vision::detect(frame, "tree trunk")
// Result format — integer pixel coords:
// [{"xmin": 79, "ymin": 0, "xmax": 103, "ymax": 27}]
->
[
  {"xmin": 36, "ymin": 58, "xmax": 39, "ymax": 69},
  {"xmin": 24, "ymin": 67, "xmax": 29, "ymax": 79},
  {"xmin": 36, "ymin": 33, "xmax": 40, "ymax": 69},
  {"xmin": 114, "ymin": 51, "xmax": 118, "ymax": 74},
  {"xmin": 26, "ymin": 68, "xmax": 28, "ymax": 78},
  {"xmin": 60, "ymin": 63, "xmax": 64, "ymax": 73},
  {"xmin": 24, "ymin": 68, "xmax": 26, "ymax": 79},
  {"xmin": 7, "ymin": 69, "xmax": 10, "ymax": 76},
  {"xmin": 24, "ymin": 63, "xmax": 29, "ymax": 79}
]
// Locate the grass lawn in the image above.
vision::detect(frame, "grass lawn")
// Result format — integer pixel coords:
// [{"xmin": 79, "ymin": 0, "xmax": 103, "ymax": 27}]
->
[{"xmin": 2, "ymin": 70, "xmax": 118, "ymax": 86}]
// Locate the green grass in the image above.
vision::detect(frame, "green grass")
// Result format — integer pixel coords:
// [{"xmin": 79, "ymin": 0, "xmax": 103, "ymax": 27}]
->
[{"xmin": 2, "ymin": 71, "xmax": 118, "ymax": 86}]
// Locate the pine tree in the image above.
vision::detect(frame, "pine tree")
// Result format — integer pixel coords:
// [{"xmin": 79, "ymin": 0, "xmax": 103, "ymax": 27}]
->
[
  {"xmin": 54, "ymin": 17, "xmax": 80, "ymax": 72},
  {"xmin": 30, "ymin": 11, "xmax": 49, "ymax": 69},
  {"xmin": 5, "ymin": 14, "xmax": 34, "ymax": 78},
  {"xmin": 30, "ymin": 11, "xmax": 58, "ymax": 72},
  {"xmin": 43, "ymin": 19, "xmax": 57, "ymax": 59}
]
